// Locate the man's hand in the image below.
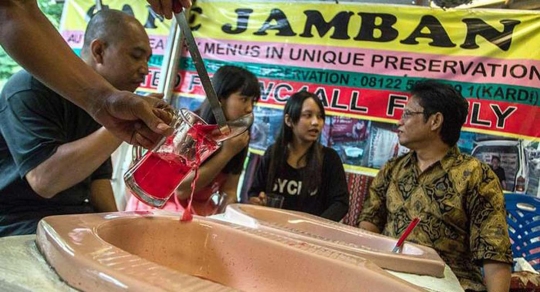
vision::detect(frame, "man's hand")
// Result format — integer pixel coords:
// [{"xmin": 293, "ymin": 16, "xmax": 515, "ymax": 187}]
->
[
  {"xmin": 144, "ymin": 92, "xmax": 175, "ymax": 118},
  {"xmin": 91, "ymin": 90, "xmax": 174, "ymax": 149},
  {"xmin": 147, "ymin": 0, "xmax": 192, "ymax": 19},
  {"xmin": 483, "ymin": 260, "xmax": 511, "ymax": 292}
]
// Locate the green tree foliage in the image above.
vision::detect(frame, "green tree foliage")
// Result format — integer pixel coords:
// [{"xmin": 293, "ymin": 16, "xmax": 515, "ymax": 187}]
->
[{"xmin": 0, "ymin": 0, "xmax": 64, "ymax": 89}]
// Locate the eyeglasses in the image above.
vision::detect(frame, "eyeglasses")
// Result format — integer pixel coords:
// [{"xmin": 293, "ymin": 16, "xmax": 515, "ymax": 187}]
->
[{"xmin": 401, "ymin": 109, "xmax": 425, "ymax": 120}]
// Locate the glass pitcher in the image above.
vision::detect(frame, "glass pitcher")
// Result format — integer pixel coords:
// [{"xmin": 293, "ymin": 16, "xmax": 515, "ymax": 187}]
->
[
  {"xmin": 124, "ymin": 109, "xmax": 221, "ymax": 208},
  {"xmin": 124, "ymin": 108, "xmax": 254, "ymax": 209}
]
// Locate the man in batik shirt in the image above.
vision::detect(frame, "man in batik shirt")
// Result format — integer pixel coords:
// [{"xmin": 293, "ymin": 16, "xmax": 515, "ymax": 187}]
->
[{"xmin": 358, "ymin": 80, "xmax": 512, "ymax": 292}]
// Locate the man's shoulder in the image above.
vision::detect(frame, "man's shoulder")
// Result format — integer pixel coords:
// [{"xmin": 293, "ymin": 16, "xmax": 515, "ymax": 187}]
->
[
  {"xmin": 453, "ymin": 151, "xmax": 487, "ymax": 168},
  {"xmin": 1, "ymin": 70, "xmax": 84, "ymax": 117},
  {"xmin": 2, "ymin": 70, "xmax": 52, "ymax": 95},
  {"xmin": 1, "ymin": 70, "xmax": 60, "ymax": 107},
  {"xmin": 447, "ymin": 152, "xmax": 496, "ymax": 179}
]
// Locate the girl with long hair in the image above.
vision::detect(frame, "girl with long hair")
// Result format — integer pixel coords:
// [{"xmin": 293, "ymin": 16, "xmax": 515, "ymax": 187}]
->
[
  {"xmin": 126, "ymin": 65, "xmax": 260, "ymax": 215},
  {"xmin": 248, "ymin": 91, "xmax": 349, "ymax": 221}
]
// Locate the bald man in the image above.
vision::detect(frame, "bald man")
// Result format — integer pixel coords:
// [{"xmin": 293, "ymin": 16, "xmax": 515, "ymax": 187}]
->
[{"xmin": 0, "ymin": 10, "xmax": 153, "ymax": 236}]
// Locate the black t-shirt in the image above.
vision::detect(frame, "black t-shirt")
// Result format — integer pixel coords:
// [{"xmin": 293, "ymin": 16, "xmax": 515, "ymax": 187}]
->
[
  {"xmin": 248, "ymin": 144, "xmax": 349, "ymax": 221},
  {"xmin": 0, "ymin": 70, "xmax": 112, "ymax": 236},
  {"xmin": 491, "ymin": 166, "xmax": 506, "ymax": 184}
]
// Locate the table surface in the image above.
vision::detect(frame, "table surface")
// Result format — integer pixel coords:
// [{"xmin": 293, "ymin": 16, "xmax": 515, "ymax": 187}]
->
[
  {"xmin": 0, "ymin": 235, "xmax": 75, "ymax": 292},
  {"xmin": 0, "ymin": 234, "xmax": 463, "ymax": 292}
]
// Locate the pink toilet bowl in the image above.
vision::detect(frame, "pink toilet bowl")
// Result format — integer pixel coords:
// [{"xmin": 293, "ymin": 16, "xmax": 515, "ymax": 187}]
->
[
  {"xmin": 224, "ymin": 204, "xmax": 446, "ymax": 277},
  {"xmin": 36, "ymin": 211, "xmax": 424, "ymax": 291}
]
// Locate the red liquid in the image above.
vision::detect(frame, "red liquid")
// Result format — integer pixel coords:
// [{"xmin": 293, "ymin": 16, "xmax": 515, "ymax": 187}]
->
[
  {"xmin": 192, "ymin": 124, "xmax": 219, "ymax": 135},
  {"xmin": 132, "ymin": 151, "xmax": 193, "ymax": 200},
  {"xmin": 181, "ymin": 124, "xmax": 218, "ymax": 221},
  {"xmin": 180, "ymin": 166, "xmax": 198, "ymax": 222},
  {"xmin": 130, "ymin": 122, "xmax": 219, "ymax": 219}
]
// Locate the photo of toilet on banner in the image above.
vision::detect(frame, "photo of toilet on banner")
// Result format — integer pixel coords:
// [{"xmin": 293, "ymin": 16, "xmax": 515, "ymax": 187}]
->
[{"xmin": 60, "ymin": 0, "xmax": 540, "ymax": 196}]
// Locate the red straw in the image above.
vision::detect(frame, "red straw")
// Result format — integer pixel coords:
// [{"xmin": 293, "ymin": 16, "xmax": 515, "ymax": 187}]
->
[{"xmin": 392, "ymin": 217, "xmax": 421, "ymax": 253}]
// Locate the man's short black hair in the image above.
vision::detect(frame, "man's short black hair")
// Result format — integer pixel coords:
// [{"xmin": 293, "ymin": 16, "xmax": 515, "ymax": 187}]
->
[
  {"xmin": 411, "ymin": 80, "xmax": 469, "ymax": 146},
  {"xmin": 81, "ymin": 9, "xmax": 134, "ymax": 56}
]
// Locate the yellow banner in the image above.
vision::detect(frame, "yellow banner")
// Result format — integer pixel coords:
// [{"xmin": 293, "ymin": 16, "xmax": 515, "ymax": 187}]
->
[
  {"xmin": 61, "ymin": 0, "xmax": 172, "ymax": 34},
  {"xmin": 197, "ymin": 1, "xmax": 540, "ymax": 60},
  {"xmin": 60, "ymin": 0, "xmax": 540, "ymax": 195}
]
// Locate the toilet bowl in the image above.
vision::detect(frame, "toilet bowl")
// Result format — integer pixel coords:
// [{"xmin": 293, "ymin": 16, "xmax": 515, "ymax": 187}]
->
[
  {"xmin": 36, "ymin": 211, "xmax": 423, "ymax": 291},
  {"xmin": 224, "ymin": 204, "xmax": 446, "ymax": 277}
]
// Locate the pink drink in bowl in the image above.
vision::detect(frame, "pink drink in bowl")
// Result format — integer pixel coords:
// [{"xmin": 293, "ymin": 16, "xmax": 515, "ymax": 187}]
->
[{"xmin": 124, "ymin": 109, "xmax": 220, "ymax": 210}]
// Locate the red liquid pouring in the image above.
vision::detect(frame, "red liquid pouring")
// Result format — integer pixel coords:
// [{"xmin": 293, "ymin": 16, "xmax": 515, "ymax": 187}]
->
[
  {"xmin": 130, "ymin": 123, "xmax": 219, "ymax": 220},
  {"xmin": 180, "ymin": 167, "xmax": 198, "ymax": 222},
  {"xmin": 181, "ymin": 124, "xmax": 219, "ymax": 222}
]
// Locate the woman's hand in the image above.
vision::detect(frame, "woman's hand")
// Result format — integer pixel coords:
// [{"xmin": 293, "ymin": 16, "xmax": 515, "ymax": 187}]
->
[
  {"xmin": 249, "ymin": 192, "xmax": 267, "ymax": 206},
  {"xmin": 221, "ymin": 131, "xmax": 249, "ymax": 156}
]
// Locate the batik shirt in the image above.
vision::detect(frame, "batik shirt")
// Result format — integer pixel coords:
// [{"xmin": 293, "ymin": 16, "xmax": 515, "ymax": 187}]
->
[{"xmin": 358, "ymin": 146, "xmax": 512, "ymax": 291}]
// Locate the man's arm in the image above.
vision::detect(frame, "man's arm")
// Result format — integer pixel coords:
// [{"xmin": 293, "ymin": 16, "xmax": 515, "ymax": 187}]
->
[
  {"xmin": 359, "ymin": 221, "xmax": 381, "ymax": 233},
  {"xmin": 468, "ymin": 163, "xmax": 513, "ymax": 292},
  {"xmin": 90, "ymin": 179, "xmax": 118, "ymax": 212},
  {"xmin": 357, "ymin": 163, "xmax": 391, "ymax": 233},
  {"xmin": 0, "ymin": 1, "xmax": 171, "ymax": 147},
  {"xmin": 26, "ymin": 128, "xmax": 122, "ymax": 198},
  {"xmin": 0, "ymin": 0, "xmax": 101, "ymax": 114},
  {"xmin": 483, "ymin": 260, "xmax": 511, "ymax": 292}
]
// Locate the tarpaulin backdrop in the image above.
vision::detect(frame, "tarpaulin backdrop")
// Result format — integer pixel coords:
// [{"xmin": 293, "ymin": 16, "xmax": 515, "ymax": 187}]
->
[{"xmin": 60, "ymin": 0, "xmax": 540, "ymax": 196}]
